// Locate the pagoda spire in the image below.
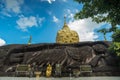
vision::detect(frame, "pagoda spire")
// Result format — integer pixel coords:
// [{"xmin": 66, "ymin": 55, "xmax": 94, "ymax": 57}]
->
[
  {"xmin": 56, "ymin": 16, "xmax": 79, "ymax": 44},
  {"xmin": 28, "ymin": 35, "xmax": 32, "ymax": 45},
  {"xmin": 64, "ymin": 16, "xmax": 66, "ymax": 25},
  {"xmin": 62, "ymin": 16, "xmax": 69, "ymax": 30}
]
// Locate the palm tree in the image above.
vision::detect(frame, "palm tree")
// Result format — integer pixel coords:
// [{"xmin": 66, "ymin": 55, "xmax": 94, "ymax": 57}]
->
[{"xmin": 97, "ymin": 28, "xmax": 109, "ymax": 41}]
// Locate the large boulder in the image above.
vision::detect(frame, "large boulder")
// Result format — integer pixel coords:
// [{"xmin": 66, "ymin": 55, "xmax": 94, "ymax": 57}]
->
[
  {"xmin": 93, "ymin": 44, "xmax": 107, "ymax": 54},
  {"xmin": 0, "ymin": 41, "xmax": 120, "ymax": 76}
]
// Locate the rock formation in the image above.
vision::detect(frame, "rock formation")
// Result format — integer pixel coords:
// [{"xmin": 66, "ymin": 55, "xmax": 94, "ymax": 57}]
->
[{"xmin": 0, "ymin": 41, "xmax": 120, "ymax": 76}]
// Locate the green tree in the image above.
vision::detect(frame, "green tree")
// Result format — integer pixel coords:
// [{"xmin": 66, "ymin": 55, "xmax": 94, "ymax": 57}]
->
[
  {"xmin": 74, "ymin": 0, "xmax": 120, "ymax": 27},
  {"xmin": 109, "ymin": 29, "xmax": 120, "ymax": 56},
  {"xmin": 97, "ymin": 28, "xmax": 108, "ymax": 41},
  {"xmin": 109, "ymin": 27, "xmax": 118, "ymax": 32},
  {"xmin": 74, "ymin": 0, "xmax": 120, "ymax": 57},
  {"xmin": 112, "ymin": 29, "xmax": 120, "ymax": 42}
]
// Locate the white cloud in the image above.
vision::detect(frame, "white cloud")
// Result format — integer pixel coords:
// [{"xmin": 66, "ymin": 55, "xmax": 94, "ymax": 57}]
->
[
  {"xmin": 5, "ymin": 0, "xmax": 24, "ymax": 14},
  {"xmin": 21, "ymin": 36, "xmax": 30, "ymax": 39},
  {"xmin": 41, "ymin": 0, "xmax": 55, "ymax": 4},
  {"xmin": 37, "ymin": 17, "xmax": 45, "ymax": 26},
  {"xmin": 16, "ymin": 16, "xmax": 38, "ymax": 31},
  {"xmin": 48, "ymin": 0, "xmax": 55, "ymax": 4},
  {"xmin": 0, "ymin": 38, "xmax": 6, "ymax": 46},
  {"xmin": 65, "ymin": 9, "xmax": 77, "ymax": 22},
  {"xmin": 16, "ymin": 15, "xmax": 45, "ymax": 31},
  {"xmin": 68, "ymin": 18, "xmax": 105, "ymax": 41},
  {"xmin": 67, "ymin": 9, "xmax": 74, "ymax": 19},
  {"xmin": 62, "ymin": 0, "xmax": 67, "ymax": 2},
  {"xmin": 64, "ymin": 9, "xmax": 79, "ymax": 22},
  {"xmin": 75, "ymin": 9, "xmax": 79, "ymax": 13},
  {"xmin": 47, "ymin": 11, "xmax": 52, "ymax": 15},
  {"xmin": 1, "ymin": 11, "xmax": 12, "ymax": 17},
  {"xmin": 53, "ymin": 16, "xmax": 59, "ymax": 23}
]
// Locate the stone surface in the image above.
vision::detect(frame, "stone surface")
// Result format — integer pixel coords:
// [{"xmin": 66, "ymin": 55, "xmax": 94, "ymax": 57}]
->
[{"xmin": 0, "ymin": 41, "xmax": 120, "ymax": 76}]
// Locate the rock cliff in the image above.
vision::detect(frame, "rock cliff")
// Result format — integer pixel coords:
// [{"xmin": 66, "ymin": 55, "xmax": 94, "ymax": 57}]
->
[{"xmin": 0, "ymin": 41, "xmax": 120, "ymax": 76}]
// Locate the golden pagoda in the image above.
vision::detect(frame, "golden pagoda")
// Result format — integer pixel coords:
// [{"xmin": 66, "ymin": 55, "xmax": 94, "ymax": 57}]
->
[{"xmin": 56, "ymin": 17, "xmax": 79, "ymax": 44}]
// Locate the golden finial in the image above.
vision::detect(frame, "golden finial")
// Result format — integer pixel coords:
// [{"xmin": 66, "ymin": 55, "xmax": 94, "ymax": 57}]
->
[
  {"xmin": 64, "ymin": 15, "xmax": 66, "ymax": 24},
  {"xmin": 28, "ymin": 35, "xmax": 32, "ymax": 45},
  {"xmin": 63, "ymin": 16, "xmax": 69, "ymax": 29}
]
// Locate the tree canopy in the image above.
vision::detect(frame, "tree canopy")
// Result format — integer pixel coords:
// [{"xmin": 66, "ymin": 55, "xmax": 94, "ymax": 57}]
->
[
  {"xmin": 74, "ymin": 0, "xmax": 120, "ymax": 27},
  {"xmin": 112, "ymin": 29, "xmax": 120, "ymax": 42},
  {"xmin": 74, "ymin": 0, "xmax": 120, "ymax": 57},
  {"xmin": 109, "ymin": 29, "xmax": 120, "ymax": 56}
]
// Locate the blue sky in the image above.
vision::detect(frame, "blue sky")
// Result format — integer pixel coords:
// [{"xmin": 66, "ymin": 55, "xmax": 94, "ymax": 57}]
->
[{"xmin": 0, "ymin": 0, "xmax": 113, "ymax": 46}]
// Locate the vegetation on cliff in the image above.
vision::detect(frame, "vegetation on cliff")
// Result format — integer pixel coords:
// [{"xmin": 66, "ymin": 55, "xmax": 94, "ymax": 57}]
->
[
  {"xmin": 74, "ymin": 0, "xmax": 120, "ymax": 57},
  {"xmin": 74, "ymin": 0, "xmax": 120, "ymax": 27}
]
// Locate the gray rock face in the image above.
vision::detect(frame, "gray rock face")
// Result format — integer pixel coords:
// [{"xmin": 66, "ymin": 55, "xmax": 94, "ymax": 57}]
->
[
  {"xmin": 0, "ymin": 41, "xmax": 120, "ymax": 76},
  {"xmin": 93, "ymin": 44, "xmax": 107, "ymax": 54}
]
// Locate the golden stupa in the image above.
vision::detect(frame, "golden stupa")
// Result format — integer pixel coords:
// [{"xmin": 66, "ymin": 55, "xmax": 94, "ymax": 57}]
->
[{"xmin": 56, "ymin": 17, "xmax": 79, "ymax": 44}]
